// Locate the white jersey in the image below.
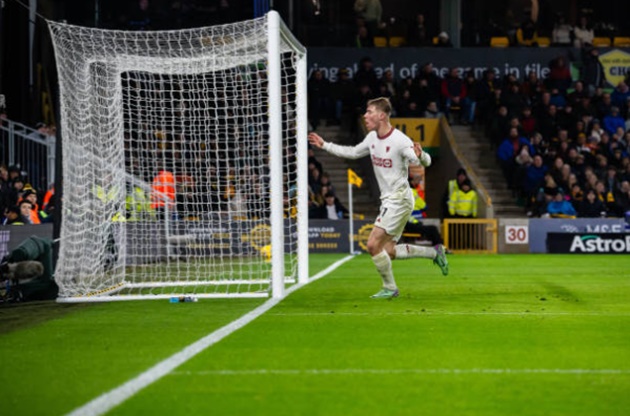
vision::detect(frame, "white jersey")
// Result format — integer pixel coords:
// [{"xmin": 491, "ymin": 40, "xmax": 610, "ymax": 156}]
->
[{"xmin": 322, "ymin": 127, "xmax": 431, "ymax": 201}]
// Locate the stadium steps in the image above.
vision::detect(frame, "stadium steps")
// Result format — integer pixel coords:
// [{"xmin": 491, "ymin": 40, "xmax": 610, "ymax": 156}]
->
[
  {"xmin": 450, "ymin": 125, "xmax": 527, "ymax": 218},
  {"xmin": 312, "ymin": 124, "xmax": 380, "ymax": 218}
]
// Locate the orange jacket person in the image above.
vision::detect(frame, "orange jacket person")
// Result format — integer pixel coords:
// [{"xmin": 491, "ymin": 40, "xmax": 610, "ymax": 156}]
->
[{"xmin": 150, "ymin": 170, "xmax": 176, "ymax": 210}]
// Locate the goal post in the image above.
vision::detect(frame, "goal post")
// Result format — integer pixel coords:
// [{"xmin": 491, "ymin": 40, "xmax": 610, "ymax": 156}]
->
[{"xmin": 47, "ymin": 11, "xmax": 308, "ymax": 302}]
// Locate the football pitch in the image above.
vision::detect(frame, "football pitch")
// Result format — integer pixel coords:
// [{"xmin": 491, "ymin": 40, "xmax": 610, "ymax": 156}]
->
[{"xmin": 1, "ymin": 253, "xmax": 629, "ymax": 416}]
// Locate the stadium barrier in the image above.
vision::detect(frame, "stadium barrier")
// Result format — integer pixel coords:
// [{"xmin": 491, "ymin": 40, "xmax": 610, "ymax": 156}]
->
[
  {"xmin": 1, "ymin": 218, "xmax": 627, "ymax": 259},
  {"xmin": 443, "ymin": 218, "xmax": 498, "ymax": 254}
]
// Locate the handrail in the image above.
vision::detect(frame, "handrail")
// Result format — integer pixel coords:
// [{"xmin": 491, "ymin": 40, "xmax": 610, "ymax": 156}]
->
[{"xmin": 439, "ymin": 117, "xmax": 494, "ymax": 217}]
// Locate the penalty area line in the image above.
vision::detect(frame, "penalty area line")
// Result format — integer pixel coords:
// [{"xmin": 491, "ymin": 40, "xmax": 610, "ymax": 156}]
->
[
  {"xmin": 64, "ymin": 255, "xmax": 356, "ymax": 416},
  {"xmin": 171, "ymin": 368, "xmax": 630, "ymax": 376}
]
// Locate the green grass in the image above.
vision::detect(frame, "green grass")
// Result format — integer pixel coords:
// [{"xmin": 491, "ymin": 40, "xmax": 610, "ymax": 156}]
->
[{"xmin": 1, "ymin": 254, "xmax": 630, "ymax": 415}]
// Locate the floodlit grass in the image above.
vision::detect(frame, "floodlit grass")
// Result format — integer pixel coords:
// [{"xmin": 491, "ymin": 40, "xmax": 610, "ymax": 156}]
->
[{"xmin": 1, "ymin": 254, "xmax": 629, "ymax": 415}]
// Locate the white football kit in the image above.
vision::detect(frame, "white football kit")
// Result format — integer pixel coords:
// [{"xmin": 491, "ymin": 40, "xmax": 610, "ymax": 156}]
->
[{"xmin": 322, "ymin": 127, "xmax": 431, "ymax": 239}]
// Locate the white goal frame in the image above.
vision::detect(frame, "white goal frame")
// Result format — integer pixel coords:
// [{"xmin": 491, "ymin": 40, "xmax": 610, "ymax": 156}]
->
[{"xmin": 48, "ymin": 11, "xmax": 308, "ymax": 302}]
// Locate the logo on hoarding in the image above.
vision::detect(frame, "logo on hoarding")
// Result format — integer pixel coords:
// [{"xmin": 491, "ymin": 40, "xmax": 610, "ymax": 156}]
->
[
  {"xmin": 569, "ymin": 234, "xmax": 630, "ymax": 253},
  {"xmin": 241, "ymin": 224, "xmax": 271, "ymax": 250},
  {"xmin": 599, "ymin": 49, "xmax": 630, "ymax": 87},
  {"xmin": 357, "ymin": 224, "xmax": 374, "ymax": 252}
]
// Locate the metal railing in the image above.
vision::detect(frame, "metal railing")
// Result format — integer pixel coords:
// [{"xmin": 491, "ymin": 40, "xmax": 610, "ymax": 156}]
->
[
  {"xmin": 443, "ymin": 218, "xmax": 498, "ymax": 254},
  {"xmin": 439, "ymin": 117, "xmax": 494, "ymax": 218},
  {"xmin": 0, "ymin": 118, "xmax": 55, "ymax": 191}
]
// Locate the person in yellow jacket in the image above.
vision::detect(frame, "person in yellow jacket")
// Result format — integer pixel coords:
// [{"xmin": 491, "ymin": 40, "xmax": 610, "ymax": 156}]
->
[{"xmin": 448, "ymin": 179, "xmax": 478, "ymax": 218}]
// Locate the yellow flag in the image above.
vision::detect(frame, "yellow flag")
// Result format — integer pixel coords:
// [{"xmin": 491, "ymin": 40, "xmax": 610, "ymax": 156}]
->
[{"xmin": 348, "ymin": 169, "xmax": 363, "ymax": 188}]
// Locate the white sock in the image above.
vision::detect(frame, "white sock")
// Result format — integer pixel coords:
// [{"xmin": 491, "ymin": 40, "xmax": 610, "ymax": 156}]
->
[
  {"xmin": 394, "ymin": 244, "xmax": 437, "ymax": 260},
  {"xmin": 371, "ymin": 250, "xmax": 397, "ymax": 290}
]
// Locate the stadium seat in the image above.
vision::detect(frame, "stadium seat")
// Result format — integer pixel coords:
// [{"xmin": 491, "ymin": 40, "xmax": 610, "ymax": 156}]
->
[
  {"xmin": 432, "ymin": 36, "xmax": 439, "ymax": 45},
  {"xmin": 613, "ymin": 37, "xmax": 630, "ymax": 47},
  {"xmin": 536, "ymin": 37, "xmax": 551, "ymax": 47},
  {"xmin": 373, "ymin": 36, "xmax": 387, "ymax": 47},
  {"xmin": 389, "ymin": 36, "xmax": 406, "ymax": 47},
  {"xmin": 592, "ymin": 37, "xmax": 611, "ymax": 47},
  {"xmin": 490, "ymin": 37, "xmax": 510, "ymax": 48}
]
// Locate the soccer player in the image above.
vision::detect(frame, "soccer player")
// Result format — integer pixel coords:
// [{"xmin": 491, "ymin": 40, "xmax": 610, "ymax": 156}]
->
[{"xmin": 308, "ymin": 97, "xmax": 448, "ymax": 299}]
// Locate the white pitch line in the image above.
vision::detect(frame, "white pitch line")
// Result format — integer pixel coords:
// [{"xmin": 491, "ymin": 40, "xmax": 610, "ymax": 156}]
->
[
  {"xmin": 267, "ymin": 311, "xmax": 630, "ymax": 317},
  {"xmin": 65, "ymin": 255, "xmax": 356, "ymax": 416},
  {"xmin": 171, "ymin": 368, "xmax": 630, "ymax": 376}
]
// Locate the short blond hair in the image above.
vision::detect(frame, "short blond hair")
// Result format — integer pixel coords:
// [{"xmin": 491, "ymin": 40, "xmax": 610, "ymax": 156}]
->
[{"xmin": 367, "ymin": 97, "xmax": 392, "ymax": 117}]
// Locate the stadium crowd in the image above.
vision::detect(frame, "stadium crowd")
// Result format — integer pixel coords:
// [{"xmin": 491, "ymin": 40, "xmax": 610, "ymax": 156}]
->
[{"xmin": 307, "ymin": 46, "xmax": 630, "ymax": 220}]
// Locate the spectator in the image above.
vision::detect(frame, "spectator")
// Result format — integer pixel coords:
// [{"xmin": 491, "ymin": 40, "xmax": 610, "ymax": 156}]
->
[
  {"xmin": 314, "ymin": 192, "xmax": 348, "ymax": 220},
  {"xmin": 544, "ymin": 189, "xmax": 577, "ymax": 218},
  {"xmin": 416, "ymin": 63, "xmax": 441, "ymax": 105},
  {"xmin": 380, "ymin": 69, "xmax": 397, "ymax": 98},
  {"xmin": 435, "ymin": 31, "xmax": 453, "ymax": 47},
  {"xmin": 2, "ymin": 206, "xmax": 22, "ymax": 225},
  {"xmin": 355, "ymin": 24, "xmax": 373, "ymax": 47},
  {"xmin": 488, "ymin": 105, "xmax": 511, "ymax": 148},
  {"xmin": 354, "ymin": 57, "xmax": 379, "ymax": 95},
  {"xmin": 319, "ymin": 171, "xmax": 335, "ymax": 196},
  {"xmin": 595, "ymin": 93, "xmax": 613, "ymax": 121},
  {"xmin": 497, "ymin": 127, "xmax": 534, "ymax": 188},
  {"xmin": 581, "ymin": 47, "xmax": 606, "ymax": 96},
  {"xmin": 611, "ymin": 81, "xmax": 630, "ymax": 115},
  {"xmin": 615, "ymin": 180, "xmax": 630, "ymax": 216},
  {"xmin": 0, "ymin": 164, "xmax": 10, "ymax": 216},
  {"xmin": 462, "ymin": 71, "xmax": 479, "ymax": 125},
  {"xmin": 568, "ymin": 81, "xmax": 587, "ymax": 108},
  {"xmin": 521, "ymin": 70, "xmax": 545, "ymax": 104},
  {"xmin": 551, "ymin": 14, "xmax": 573, "ymax": 46},
  {"xmin": 308, "ymin": 166, "xmax": 323, "ymax": 196},
  {"xmin": 547, "ymin": 56, "xmax": 572, "ymax": 94},
  {"xmin": 17, "ymin": 200, "xmax": 36, "ymax": 224},
  {"xmin": 515, "ymin": 0, "xmax": 540, "ymax": 47},
  {"xmin": 448, "ymin": 179, "xmax": 478, "ymax": 218},
  {"xmin": 477, "ymin": 70, "xmax": 500, "ymax": 122},
  {"xmin": 573, "ymin": 15, "xmax": 594, "ymax": 48},
  {"xmin": 330, "ymin": 68, "xmax": 356, "ymax": 125},
  {"xmin": 409, "ymin": 174, "xmax": 427, "ymax": 220},
  {"xmin": 423, "ymin": 101, "xmax": 443, "ymax": 119},
  {"xmin": 307, "ymin": 69, "xmax": 331, "ymax": 131},
  {"xmin": 520, "ymin": 107, "xmax": 537, "ymax": 136},
  {"xmin": 406, "ymin": 13, "xmax": 430, "ymax": 47},
  {"xmin": 353, "ymin": 0, "xmax": 383, "ymax": 39},
  {"xmin": 502, "ymin": 83, "xmax": 528, "ymax": 117},
  {"xmin": 442, "ymin": 168, "xmax": 468, "ymax": 218},
  {"xmin": 603, "ymin": 106, "xmax": 625, "ymax": 135},
  {"xmin": 440, "ymin": 67, "xmax": 467, "ymax": 123},
  {"xmin": 578, "ymin": 188, "xmax": 606, "ymax": 217},
  {"xmin": 523, "ymin": 154, "xmax": 548, "ymax": 198}
]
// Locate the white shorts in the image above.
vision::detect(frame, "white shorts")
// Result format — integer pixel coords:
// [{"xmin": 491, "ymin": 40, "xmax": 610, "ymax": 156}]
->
[{"xmin": 374, "ymin": 189, "xmax": 413, "ymax": 241}]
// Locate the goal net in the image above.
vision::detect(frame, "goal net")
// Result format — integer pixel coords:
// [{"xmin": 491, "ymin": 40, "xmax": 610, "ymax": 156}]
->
[{"xmin": 47, "ymin": 11, "xmax": 308, "ymax": 302}]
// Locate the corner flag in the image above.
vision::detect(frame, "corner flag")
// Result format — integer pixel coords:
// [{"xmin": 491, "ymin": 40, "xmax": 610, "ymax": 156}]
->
[{"xmin": 348, "ymin": 169, "xmax": 363, "ymax": 188}]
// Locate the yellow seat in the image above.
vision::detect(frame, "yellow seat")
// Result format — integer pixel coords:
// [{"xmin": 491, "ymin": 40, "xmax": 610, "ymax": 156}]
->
[
  {"xmin": 592, "ymin": 37, "xmax": 611, "ymax": 47},
  {"xmin": 373, "ymin": 36, "xmax": 387, "ymax": 47},
  {"xmin": 537, "ymin": 37, "xmax": 551, "ymax": 47},
  {"xmin": 389, "ymin": 36, "xmax": 405, "ymax": 47},
  {"xmin": 432, "ymin": 36, "xmax": 439, "ymax": 45},
  {"xmin": 490, "ymin": 36, "xmax": 510, "ymax": 48},
  {"xmin": 613, "ymin": 37, "xmax": 630, "ymax": 47}
]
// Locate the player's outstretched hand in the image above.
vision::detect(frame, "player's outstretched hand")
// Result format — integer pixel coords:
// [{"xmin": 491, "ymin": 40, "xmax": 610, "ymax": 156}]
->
[
  {"xmin": 413, "ymin": 142, "xmax": 423, "ymax": 157},
  {"xmin": 308, "ymin": 132, "xmax": 325, "ymax": 148}
]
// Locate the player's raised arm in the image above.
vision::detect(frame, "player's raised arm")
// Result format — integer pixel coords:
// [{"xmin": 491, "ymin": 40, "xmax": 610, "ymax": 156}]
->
[
  {"xmin": 414, "ymin": 142, "xmax": 432, "ymax": 167},
  {"xmin": 308, "ymin": 132, "xmax": 325, "ymax": 148}
]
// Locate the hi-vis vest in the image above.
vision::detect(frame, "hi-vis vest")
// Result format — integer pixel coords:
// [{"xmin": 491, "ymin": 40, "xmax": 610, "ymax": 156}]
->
[
  {"xmin": 94, "ymin": 184, "xmax": 125, "ymax": 222},
  {"xmin": 448, "ymin": 188, "xmax": 478, "ymax": 217},
  {"xmin": 126, "ymin": 186, "xmax": 155, "ymax": 221},
  {"xmin": 410, "ymin": 187, "xmax": 427, "ymax": 222}
]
